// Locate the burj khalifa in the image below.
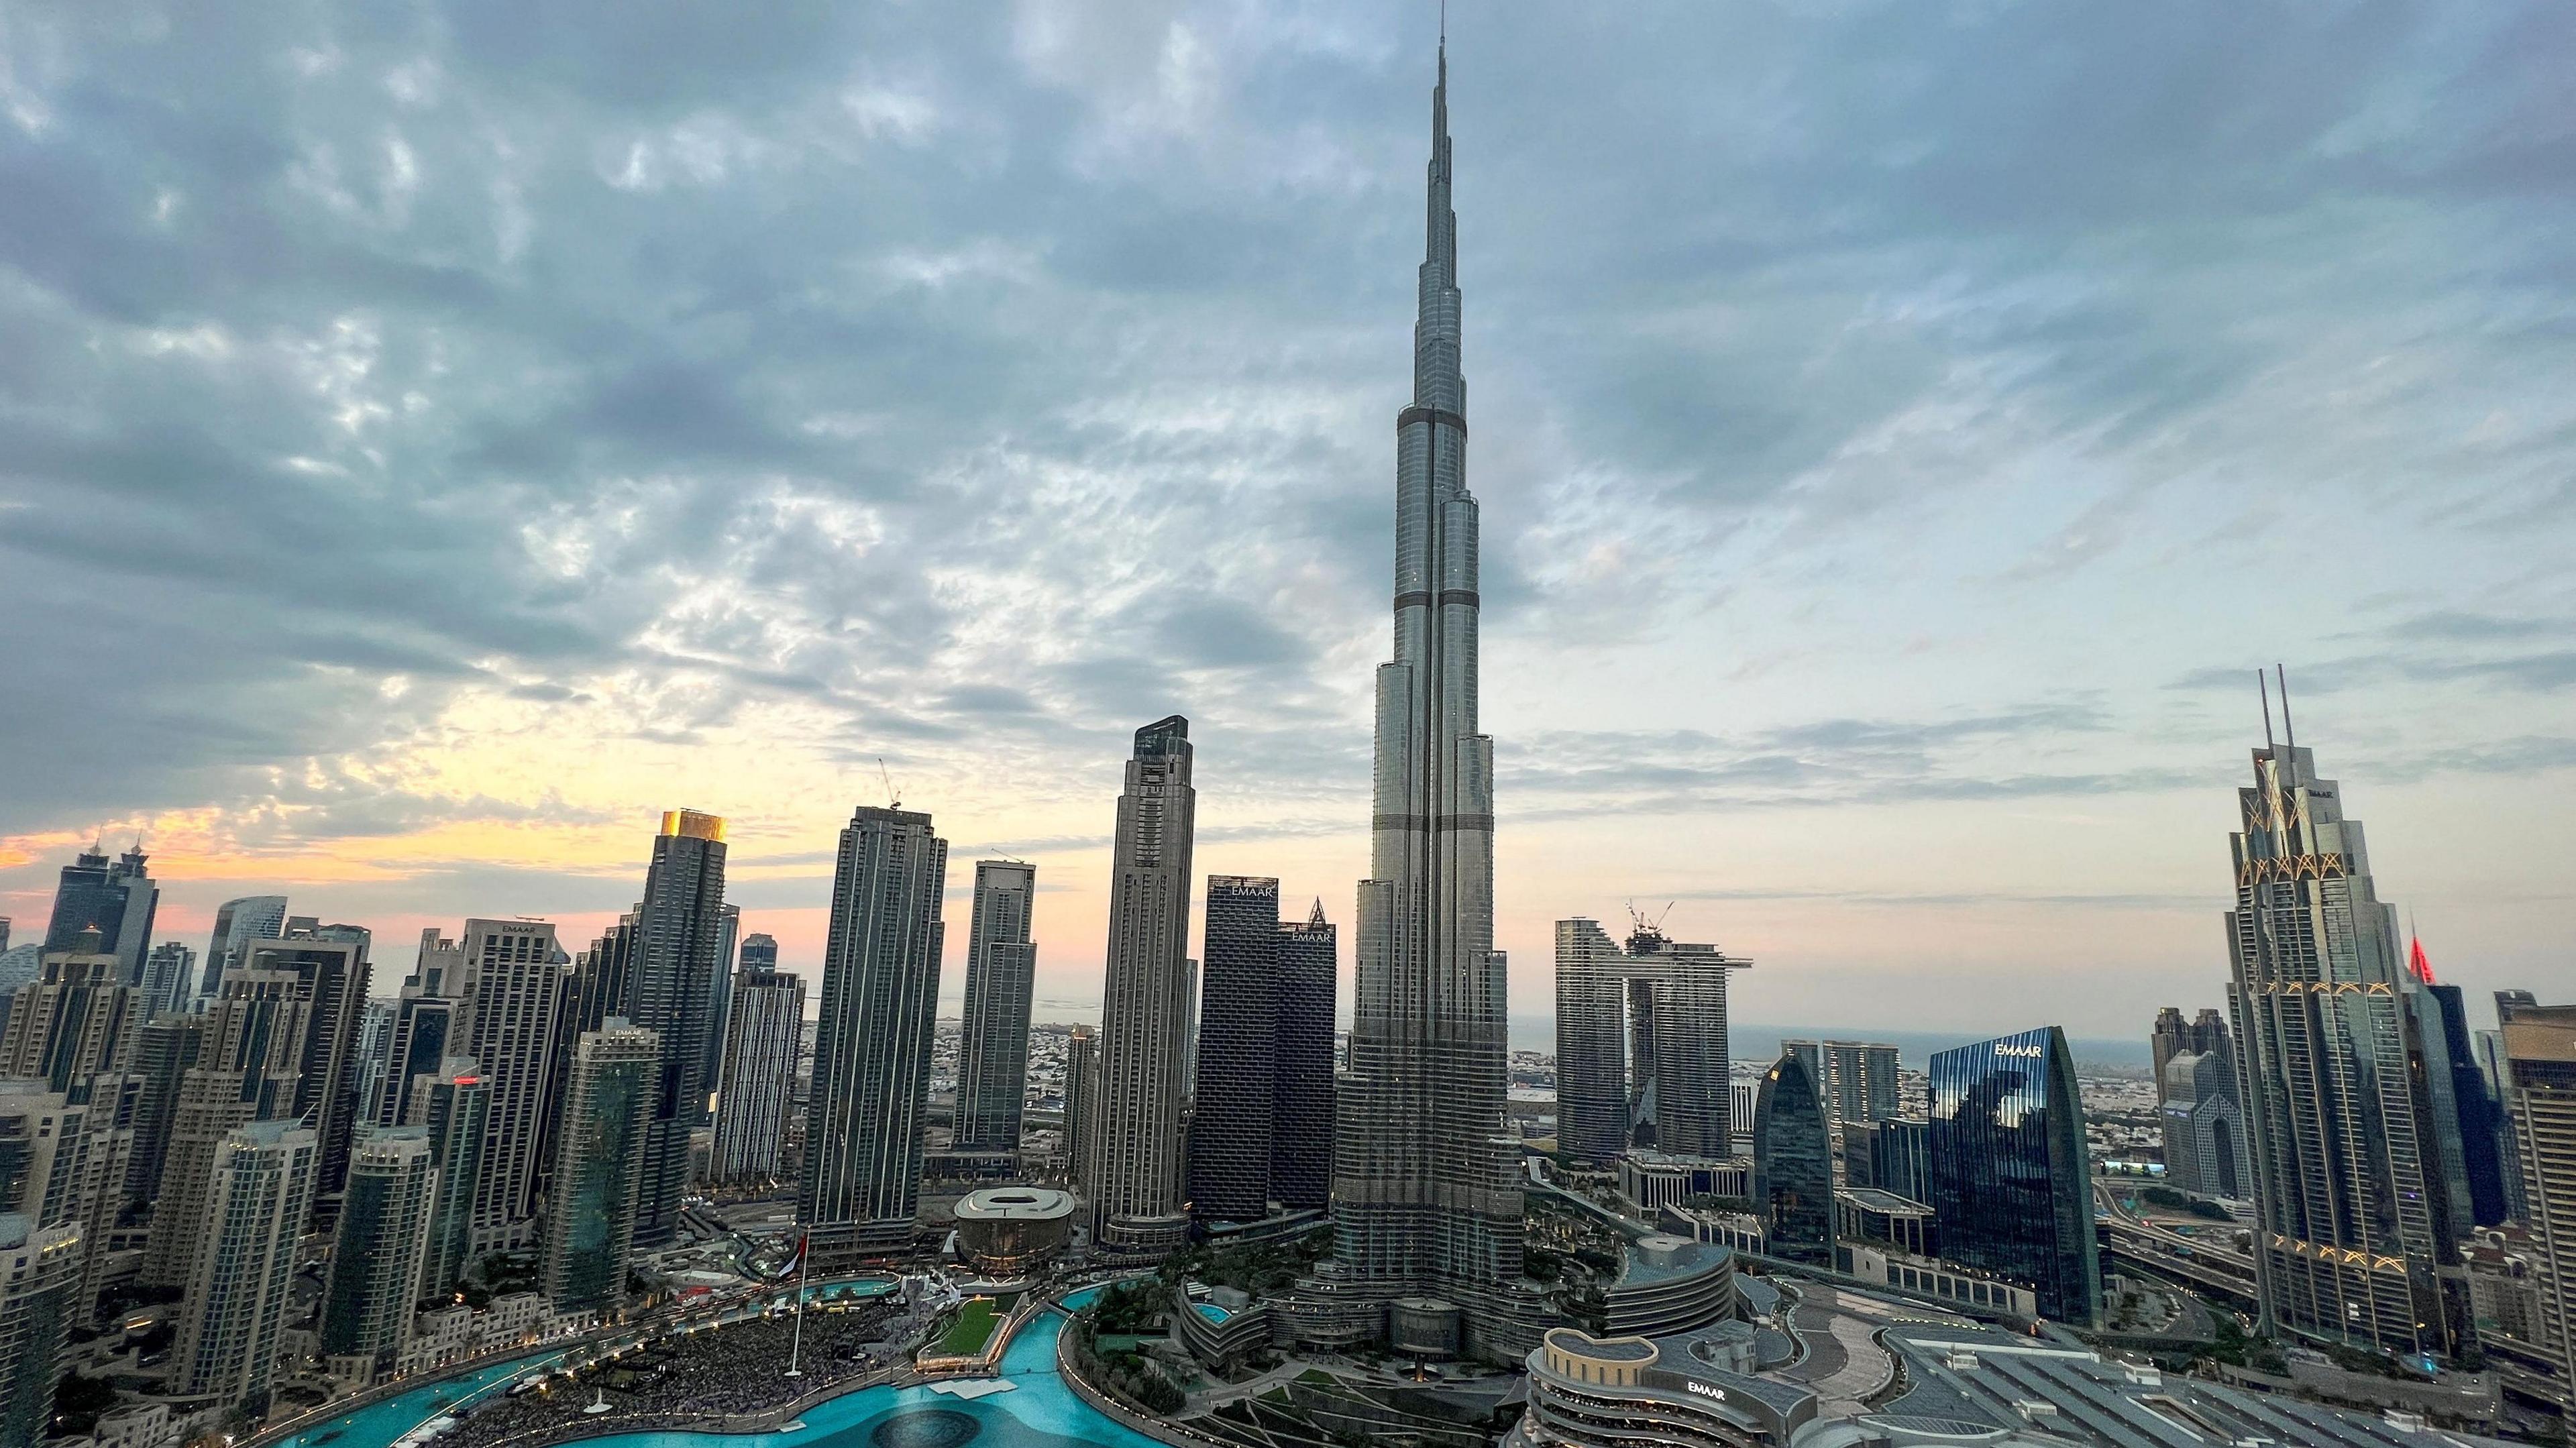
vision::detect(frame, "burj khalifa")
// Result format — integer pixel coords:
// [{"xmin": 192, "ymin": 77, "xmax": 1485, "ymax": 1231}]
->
[{"xmin": 1325, "ymin": 39, "xmax": 1534, "ymax": 1361}]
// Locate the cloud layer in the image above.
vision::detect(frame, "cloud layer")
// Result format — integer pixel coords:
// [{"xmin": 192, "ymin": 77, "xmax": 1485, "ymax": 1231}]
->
[{"xmin": 4, "ymin": 2, "xmax": 2573, "ymax": 1035}]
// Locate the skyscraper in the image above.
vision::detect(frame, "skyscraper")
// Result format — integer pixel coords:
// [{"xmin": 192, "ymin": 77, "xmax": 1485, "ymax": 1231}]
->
[
  {"xmin": 244, "ymin": 928, "xmax": 372, "ymax": 1227},
  {"xmin": 197, "ymin": 895, "xmax": 286, "ymax": 1000},
  {"xmin": 138, "ymin": 942, "xmax": 193, "ymax": 1019},
  {"xmin": 40, "ymin": 846, "xmax": 156, "ymax": 985},
  {"xmin": 170, "ymin": 1119, "xmax": 317, "ymax": 1412},
  {"xmin": 127, "ymin": 1014, "xmax": 203, "ymax": 1201},
  {"xmin": 543, "ymin": 1021, "xmax": 658, "ymax": 1314},
  {"xmin": 1326, "ymin": 46, "xmax": 1531, "ymax": 1358},
  {"xmin": 2159, "ymin": 1049, "xmax": 2248, "ymax": 1201},
  {"xmin": 802, "ymin": 805, "xmax": 946, "ymax": 1263},
  {"xmin": 2498, "ymin": 1002, "xmax": 2576, "ymax": 1398},
  {"xmin": 2414, "ymin": 953, "xmax": 2513, "ymax": 1228},
  {"xmin": 1088, "ymin": 717, "xmax": 1197, "ymax": 1259},
  {"xmin": 1752, "ymin": 1050, "xmax": 1835, "ymax": 1268},
  {"xmin": 1191, "ymin": 875, "xmax": 1284, "ymax": 1224},
  {"xmin": 629, "ymin": 810, "xmax": 729, "ymax": 1249},
  {"xmin": 0, "ymin": 930, "xmax": 140, "ymax": 1092},
  {"xmin": 702, "ymin": 901, "xmax": 741, "ymax": 1118},
  {"xmin": 0, "ymin": 1215, "xmax": 80, "ymax": 1448},
  {"xmin": 1063, "ymin": 1023, "xmax": 1099, "ymax": 1186},
  {"xmin": 0, "ymin": 1081, "xmax": 123, "ymax": 1309},
  {"xmin": 454, "ymin": 917, "xmax": 567, "ymax": 1250},
  {"xmin": 740, "ymin": 932, "xmax": 777, "ymax": 970},
  {"xmin": 1928, "ymin": 1027, "xmax": 2100, "ymax": 1325},
  {"xmin": 2150, "ymin": 1005, "xmax": 2235, "ymax": 1087},
  {"xmin": 1554, "ymin": 917, "xmax": 1749, "ymax": 1163},
  {"xmin": 140, "ymin": 970, "xmax": 311, "ymax": 1289},
  {"xmin": 1271, "ymin": 900, "xmax": 1338, "ymax": 1215},
  {"xmin": 321, "ymin": 1129, "xmax": 436, "ymax": 1384},
  {"xmin": 374, "ymin": 930, "xmax": 464, "ymax": 1129},
  {"xmin": 955, "ymin": 860, "xmax": 1038, "ymax": 1156},
  {"xmin": 710, "ymin": 966, "xmax": 804, "ymax": 1185},
  {"xmin": 1819, "ymin": 1042, "xmax": 1904, "ymax": 1127},
  {"xmin": 2225, "ymin": 695, "xmax": 2459, "ymax": 1354},
  {"xmin": 410, "ymin": 1058, "xmax": 488, "ymax": 1299}
]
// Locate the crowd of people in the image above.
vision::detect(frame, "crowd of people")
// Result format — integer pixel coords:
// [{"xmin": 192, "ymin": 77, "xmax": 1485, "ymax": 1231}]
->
[{"xmin": 433, "ymin": 1296, "xmax": 913, "ymax": 1448}]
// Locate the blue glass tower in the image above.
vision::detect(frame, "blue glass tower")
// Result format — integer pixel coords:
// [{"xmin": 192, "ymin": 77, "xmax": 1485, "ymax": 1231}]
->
[
  {"xmin": 1927, "ymin": 1027, "xmax": 2100, "ymax": 1325},
  {"xmin": 1752, "ymin": 1050, "xmax": 1835, "ymax": 1268}
]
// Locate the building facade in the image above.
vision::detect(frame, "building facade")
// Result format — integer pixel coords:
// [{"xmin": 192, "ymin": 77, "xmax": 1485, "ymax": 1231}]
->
[
  {"xmin": 1326, "ymin": 52, "xmax": 1532, "ymax": 1358},
  {"xmin": 2159, "ymin": 1048, "xmax": 2249, "ymax": 1201},
  {"xmin": 710, "ymin": 965, "xmax": 804, "ymax": 1184},
  {"xmin": 2224, "ymin": 716, "xmax": 2459, "ymax": 1353},
  {"xmin": 40, "ymin": 846, "xmax": 156, "ymax": 985},
  {"xmin": 955, "ymin": 860, "xmax": 1038, "ymax": 1156},
  {"xmin": 1190, "ymin": 875, "xmax": 1284, "ymax": 1223},
  {"xmin": 1927, "ymin": 1027, "xmax": 2100, "ymax": 1325},
  {"xmin": 410, "ymin": 1058, "xmax": 489, "ymax": 1298},
  {"xmin": 137, "ymin": 942, "xmax": 193, "ymax": 1020},
  {"xmin": 170, "ymin": 1120, "xmax": 317, "ymax": 1412},
  {"xmin": 0, "ymin": 1215, "xmax": 80, "ymax": 1448},
  {"xmin": 2500, "ymin": 1003, "xmax": 2576, "ymax": 1396},
  {"xmin": 628, "ymin": 810, "xmax": 729, "ymax": 1249},
  {"xmin": 1554, "ymin": 917, "xmax": 1748, "ymax": 1163},
  {"xmin": 321, "ymin": 1129, "xmax": 437, "ymax": 1382},
  {"xmin": 244, "ymin": 930, "xmax": 373, "ymax": 1227},
  {"xmin": 455, "ymin": 917, "xmax": 567, "ymax": 1250},
  {"xmin": 140, "ymin": 970, "xmax": 311, "ymax": 1289},
  {"xmin": 1752, "ymin": 1050, "xmax": 1835, "ymax": 1267},
  {"xmin": 197, "ymin": 895, "xmax": 287, "ymax": 1001},
  {"xmin": 542, "ymin": 1021, "xmax": 659, "ymax": 1313},
  {"xmin": 1087, "ymin": 718, "xmax": 1197, "ymax": 1258},
  {"xmin": 1271, "ymin": 899, "xmax": 1337, "ymax": 1213},
  {"xmin": 0, "ymin": 933, "xmax": 140, "ymax": 1093},
  {"xmin": 1063, "ymin": 1023, "xmax": 1099, "ymax": 1187},
  {"xmin": 801, "ymin": 805, "xmax": 946, "ymax": 1262}
]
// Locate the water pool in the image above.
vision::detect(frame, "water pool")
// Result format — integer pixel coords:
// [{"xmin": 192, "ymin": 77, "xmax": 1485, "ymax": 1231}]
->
[{"xmin": 274, "ymin": 1286, "xmax": 1163, "ymax": 1448}]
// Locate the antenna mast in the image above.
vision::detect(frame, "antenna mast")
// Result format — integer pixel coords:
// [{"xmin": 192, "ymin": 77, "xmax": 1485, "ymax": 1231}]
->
[{"xmin": 2258, "ymin": 669, "xmax": 2274, "ymax": 750}]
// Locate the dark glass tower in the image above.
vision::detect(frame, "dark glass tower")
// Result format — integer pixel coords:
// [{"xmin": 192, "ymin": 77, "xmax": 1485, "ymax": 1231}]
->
[
  {"xmin": 2422, "ymin": 974, "xmax": 2511, "ymax": 1228},
  {"xmin": 1752, "ymin": 1050, "xmax": 1835, "ymax": 1267},
  {"xmin": 1927, "ymin": 1027, "xmax": 2100, "ymax": 1325},
  {"xmin": 629, "ymin": 810, "xmax": 729, "ymax": 1249},
  {"xmin": 955, "ymin": 861, "xmax": 1038, "ymax": 1154},
  {"xmin": 1872, "ymin": 1117, "xmax": 1932, "ymax": 1206},
  {"xmin": 1554, "ymin": 917, "xmax": 1748, "ymax": 1163},
  {"xmin": 1271, "ymin": 900, "xmax": 1337, "ymax": 1214},
  {"xmin": 41, "ymin": 846, "xmax": 157, "ymax": 985},
  {"xmin": 1190, "ymin": 876, "xmax": 1284, "ymax": 1223}
]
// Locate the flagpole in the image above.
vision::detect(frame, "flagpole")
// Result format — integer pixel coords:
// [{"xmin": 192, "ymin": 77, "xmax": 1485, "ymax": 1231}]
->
[{"xmin": 785, "ymin": 1226, "xmax": 808, "ymax": 1378}]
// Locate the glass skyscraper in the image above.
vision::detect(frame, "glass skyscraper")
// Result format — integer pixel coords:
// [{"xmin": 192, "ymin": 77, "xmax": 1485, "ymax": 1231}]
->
[
  {"xmin": 1190, "ymin": 875, "xmax": 1285, "ymax": 1224},
  {"xmin": 1927, "ymin": 1027, "xmax": 2100, "ymax": 1325},
  {"xmin": 955, "ymin": 860, "xmax": 1038, "ymax": 1155},
  {"xmin": 2225, "ymin": 708, "xmax": 2459, "ymax": 1354},
  {"xmin": 543, "ymin": 1021, "xmax": 657, "ymax": 1313},
  {"xmin": 628, "ymin": 810, "xmax": 729, "ymax": 1249},
  {"xmin": 1752, "ymin": 1050, "xmax": 1835, "ymax": 1267},
  {"xmin": 1271, "ymin": 900, "xmax": 1336, "ymax": 1215},
  {"xmin": 1087, "ymin": 718, "xmax": 1196, "ymax": 1258}
]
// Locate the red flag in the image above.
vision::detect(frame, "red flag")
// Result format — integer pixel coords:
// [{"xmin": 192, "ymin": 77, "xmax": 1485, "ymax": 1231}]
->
[{"xmin": 2407, "ymin": 937, "xmax": 2436, "ymax": 985}]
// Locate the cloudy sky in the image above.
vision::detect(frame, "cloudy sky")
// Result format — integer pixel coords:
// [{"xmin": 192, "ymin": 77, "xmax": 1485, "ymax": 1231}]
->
[{"xmin": 4, "ymin": 1, "xmax": 2572, "ymax": 1040}]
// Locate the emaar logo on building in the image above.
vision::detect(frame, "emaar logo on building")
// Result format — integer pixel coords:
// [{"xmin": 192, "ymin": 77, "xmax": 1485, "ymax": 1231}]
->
[
  {"xmin": 1684, "ymin": 1381, "xmax": 1727, "ymax": 1402},
  {"xmin": 1995, "ymin": 1042, "xmax": 2045, "ymax": 1059}
]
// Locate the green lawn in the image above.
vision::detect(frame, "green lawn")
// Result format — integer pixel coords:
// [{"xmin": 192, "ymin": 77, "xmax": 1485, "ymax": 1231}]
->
[{"xmin": 940, "ymin": 1298, "xmax": 1003, "ymax": 1356}]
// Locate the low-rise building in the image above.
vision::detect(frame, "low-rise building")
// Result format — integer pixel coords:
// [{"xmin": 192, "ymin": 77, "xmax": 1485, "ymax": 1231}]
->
[
  {"xmin": 1619, "ymin": 1153, "xmax": 1750, "ymax": 1215},
  {"xmin": 1838, "ymin": 1243, "xmax": 2039, "ymax": 1318}
]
